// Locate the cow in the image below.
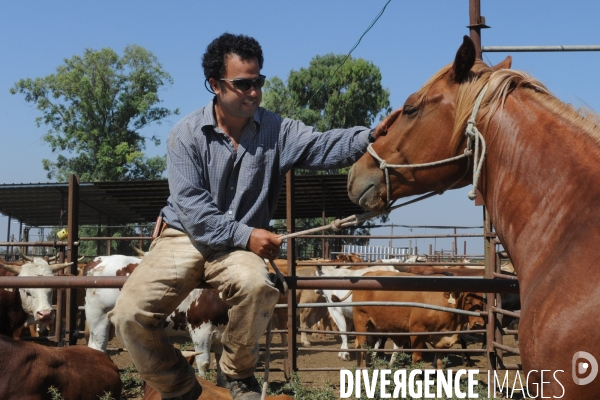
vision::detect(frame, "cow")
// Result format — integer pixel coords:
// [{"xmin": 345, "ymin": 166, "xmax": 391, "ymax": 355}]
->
[
  {"xmin": 0, "ymin": 335, "xmax": 121, "ymax": 400},
  {"xmin": 314, "ymin": 263, "xmax": 398, "ymax": 361},
  {"xmin": 84, "ymin": 255, "xmax": 229, "ymax": 383},
  {"xmin": 0, "ymin": 258, "xmax": 72, "ymax": 338},
  {"xmin": 352, "ymin": 270, "xmax": 485, "ymax": 369},
  {"xmin": 269, "ymin": 266, "xmax": 332, "ymax": 348},
  {"xmin": 0, "ymin": 279, "xmax": 27, "ymax": 338}
]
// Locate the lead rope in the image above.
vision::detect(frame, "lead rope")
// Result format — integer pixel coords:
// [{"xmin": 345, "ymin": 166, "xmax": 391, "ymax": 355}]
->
[{"xmin": 465, "ymin": 83, "xmax": 489, "ymax": 200}]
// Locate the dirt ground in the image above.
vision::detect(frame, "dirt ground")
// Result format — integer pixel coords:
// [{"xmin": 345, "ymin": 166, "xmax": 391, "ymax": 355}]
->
[{"xmin": 105, "ymin": 329, "xmax": 522, "ymax": 399}]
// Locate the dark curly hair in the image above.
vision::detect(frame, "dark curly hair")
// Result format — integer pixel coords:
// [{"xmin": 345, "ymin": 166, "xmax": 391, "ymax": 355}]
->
[{"xmin": 202, "ymin": 33, "xmax": 264, "ymax": 81}]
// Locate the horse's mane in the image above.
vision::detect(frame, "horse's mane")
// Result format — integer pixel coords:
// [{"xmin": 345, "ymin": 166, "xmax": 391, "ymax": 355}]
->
[{"xmin": 414, "ymin": 62, "xmax": 600, "ymax": 150}]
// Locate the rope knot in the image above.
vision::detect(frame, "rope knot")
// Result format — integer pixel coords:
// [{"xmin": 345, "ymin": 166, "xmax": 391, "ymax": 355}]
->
[
  {"xmin": 330, "ymin": 219, "xmax": 343, "ymax": 231},
  {"xmin": 379, "ymin": 160, "xmax": 388, "ymax": 170}
]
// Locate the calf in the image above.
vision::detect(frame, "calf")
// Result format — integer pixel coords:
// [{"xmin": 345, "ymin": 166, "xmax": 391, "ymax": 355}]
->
[
  {"xmin": 0, "ymin": 335, "xmax": 121, "ymax": 400},
  {"xmin": 352, "ymin": 270, "xmax": 485, "ymax": 369},
  {"xmin": 84, "ymin": 255, "xmax": 229, "ymax": 381},
  {"xmin": 0, "ymin": 258, "xmax": 71, "ymax": 337},
  {"xmin": 315, "ymin": 264, "xmax": 397, "ymax": 360}
]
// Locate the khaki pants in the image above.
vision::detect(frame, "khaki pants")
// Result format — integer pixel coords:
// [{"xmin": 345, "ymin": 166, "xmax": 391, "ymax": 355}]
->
[{"xmin": 108, "ymin": 228, "xmax": 280, "ymax": 398}]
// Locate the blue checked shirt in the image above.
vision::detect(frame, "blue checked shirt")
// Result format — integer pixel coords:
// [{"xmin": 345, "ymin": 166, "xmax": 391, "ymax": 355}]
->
[{"xmin": 160, "ymin": 98, "xmax": 372, "ymax": 250}]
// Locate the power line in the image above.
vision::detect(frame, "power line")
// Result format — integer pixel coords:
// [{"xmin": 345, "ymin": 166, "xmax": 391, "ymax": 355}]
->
[{"xmin": 295, "ymin": 0, "xmax": 392, "ymax": 117}]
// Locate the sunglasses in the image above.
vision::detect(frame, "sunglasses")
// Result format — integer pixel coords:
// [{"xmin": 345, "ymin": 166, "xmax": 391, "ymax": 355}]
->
[{"xmin": 220, "ymin": 74, "xmax": 266, "ymax": 91}]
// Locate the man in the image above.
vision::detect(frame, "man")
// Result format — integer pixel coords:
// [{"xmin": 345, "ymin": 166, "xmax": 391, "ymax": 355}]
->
[{"xmin": 108, "ymin": 32, "xmax": 400, "ymax": 400}]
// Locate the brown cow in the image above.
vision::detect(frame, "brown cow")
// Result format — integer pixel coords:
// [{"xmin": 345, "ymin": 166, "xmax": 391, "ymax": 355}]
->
[
  {"xmin": 269, "ymin": 265, "xmax": 331, "ymax": 347},
  {"xmin": 352, "ymin": 270, "xmax": 485, "ymax": 368},
  {"xmin": 0, "ymin": 284, "xmax": 28, "ymax": 338},
  {"xmin": 0, "ymin": 335, "xmax": 121, "ymax": 400}
]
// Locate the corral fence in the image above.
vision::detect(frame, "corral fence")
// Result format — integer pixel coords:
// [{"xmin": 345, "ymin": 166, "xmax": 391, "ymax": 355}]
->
[{"xmin": 0, "ymin": 175, "xmax": 521, "ymax": 381}]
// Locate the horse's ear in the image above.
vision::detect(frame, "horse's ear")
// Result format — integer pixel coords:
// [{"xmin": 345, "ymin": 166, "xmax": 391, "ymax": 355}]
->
[
  {"xmin": 491, "ymin": 55, "xmax": 512, "ymax": 71},
  {"xmin": 451, "ymin": 36, "xmax": 476, "ymax": 83}
]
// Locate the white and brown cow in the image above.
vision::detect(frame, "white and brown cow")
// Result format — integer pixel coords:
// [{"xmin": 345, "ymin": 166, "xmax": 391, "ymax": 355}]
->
[
  {"xmin": 83, "ymin": 255, "xmax": 229, "ymax": 380},
  {"xmin": 314, "ymin": 263, "xmax": 398, "ymax": 361},
  {"xmin": 0, "ymin": 258, "xmax": 72, "ymax": 338},
  {"xmin": 0, "ymin": 335, "xmax": 121, "ymax": 400}
]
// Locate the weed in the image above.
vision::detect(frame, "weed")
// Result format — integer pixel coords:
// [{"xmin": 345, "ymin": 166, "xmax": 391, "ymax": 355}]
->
[{"xmin": 120, "ymin": 363, "xmax": 144, "ymax": 398}]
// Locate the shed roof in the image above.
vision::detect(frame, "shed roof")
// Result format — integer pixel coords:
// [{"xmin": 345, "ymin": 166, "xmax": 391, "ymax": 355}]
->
[{"xmin": 0, "ymin": 174, "xmax": 364, "ymax": 226}]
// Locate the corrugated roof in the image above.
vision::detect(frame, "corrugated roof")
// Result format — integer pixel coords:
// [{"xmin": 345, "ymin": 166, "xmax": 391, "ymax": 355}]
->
[{"xmin": 0, "ymin": 174, "xmax": 365, "ymax": 226}]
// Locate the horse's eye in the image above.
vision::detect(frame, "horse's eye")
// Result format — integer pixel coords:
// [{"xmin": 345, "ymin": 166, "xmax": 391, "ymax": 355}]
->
[{"xmin": 403, "ymin": 105, "xmax": 418, "ymax": 116}]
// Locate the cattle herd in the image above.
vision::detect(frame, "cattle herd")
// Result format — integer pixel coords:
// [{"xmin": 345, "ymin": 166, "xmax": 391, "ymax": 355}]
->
[{"xmin": 0, "ymin": 251, "xmax": 520, "ymax": 399}]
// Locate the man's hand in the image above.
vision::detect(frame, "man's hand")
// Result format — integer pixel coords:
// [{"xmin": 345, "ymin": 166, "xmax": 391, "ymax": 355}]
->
[
  {"xmin": 247, "ymin": 228, "xmax": 283, "ymax": 259},
  {"xmin": 371, "ymin": 107, "xmax": 403, "ymax": 140}
]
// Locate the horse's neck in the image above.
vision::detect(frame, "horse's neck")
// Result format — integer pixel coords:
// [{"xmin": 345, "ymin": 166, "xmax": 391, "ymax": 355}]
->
[{"xmin": 481, "ymin": 92, "xmax": 600, "ymax": 282}]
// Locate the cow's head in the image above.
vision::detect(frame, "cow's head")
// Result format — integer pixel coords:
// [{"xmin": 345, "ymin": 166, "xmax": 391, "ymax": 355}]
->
[
  {"xmin": 462, "ymin": 292, "xmax": 486, "ymax": 329},
  {"xmin": 0, "ymin": 258, "xmax": 72, "ymax": 324}
]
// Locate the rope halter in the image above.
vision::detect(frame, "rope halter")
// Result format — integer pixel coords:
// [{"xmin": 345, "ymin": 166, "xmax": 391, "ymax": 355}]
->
[{"xmin": 367, "ymin": 83, "xmax": 489, "ymax": 206}]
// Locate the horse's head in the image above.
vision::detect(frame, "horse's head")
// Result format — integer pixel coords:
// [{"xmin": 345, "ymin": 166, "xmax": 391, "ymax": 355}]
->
[{"xmin": 348, "ymin": 36, "xmax": 511, "ymax": 212}]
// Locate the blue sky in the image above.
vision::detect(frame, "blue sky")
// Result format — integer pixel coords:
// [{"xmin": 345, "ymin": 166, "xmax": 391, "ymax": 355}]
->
[{"xmin": 1, "ymin": 1, "xmax": 599, "ymax": 255}]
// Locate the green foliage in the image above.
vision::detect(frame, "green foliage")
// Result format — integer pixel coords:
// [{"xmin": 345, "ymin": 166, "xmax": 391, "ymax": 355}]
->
[
  {"xmin": 120, "ymin": 364, "xmax": 144, "ymax": 398},
  {"xmin": 11, "ymin": 45, "xmax": 177, "ymax": 182},
  {"xmin": 262, "ymin": 53, "xmax": 391, "ymax": 132},
  {"xmin": 267, "ymin": 372, "xmax": 338, "ymax": 400},
  {"xmin": 48, "ymin": 386, "xmax": 117, "ymax": 400},
  {"xmin": 48, "ymin": 386, "xmax": 64, "ymax": 400}
]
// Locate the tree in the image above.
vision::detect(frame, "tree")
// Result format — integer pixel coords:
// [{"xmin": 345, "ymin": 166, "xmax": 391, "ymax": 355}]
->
[
  {"xmin": 262, "ymin": 54, "xmax": 391, "ymax": 258},
  {"xmin": 10, "ymin": 44, "xmax": 178, "ymax": 182},
  {"xmin": 263, "ymin": 53, "xmax": 391, "ymax": 132}
]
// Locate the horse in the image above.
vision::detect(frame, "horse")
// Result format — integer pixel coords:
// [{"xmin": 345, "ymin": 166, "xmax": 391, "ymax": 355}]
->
[{"xmin": 348, "ymin": 35, "xmax": 600, "ymax": 398}]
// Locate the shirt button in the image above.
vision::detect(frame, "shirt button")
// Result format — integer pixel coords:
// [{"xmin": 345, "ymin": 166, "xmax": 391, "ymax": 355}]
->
[
  {"xmin": 230, "ymin": 187, "xmax": 234, "ymax": 190},
  {"xmin": 228, "ymin": 210, "xmax": 232, "ymax": 215}
]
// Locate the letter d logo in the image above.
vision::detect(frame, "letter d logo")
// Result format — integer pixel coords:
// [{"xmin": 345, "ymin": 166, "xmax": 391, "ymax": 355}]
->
[{"xmin": 572, "ymin": 351, "xmax": 598, "ymax": 385}]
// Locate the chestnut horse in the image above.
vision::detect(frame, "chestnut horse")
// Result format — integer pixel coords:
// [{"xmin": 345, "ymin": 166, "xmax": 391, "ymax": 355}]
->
[{"xmin": 348, "ymin": 35, "xmax": 600, "ymax": 397}]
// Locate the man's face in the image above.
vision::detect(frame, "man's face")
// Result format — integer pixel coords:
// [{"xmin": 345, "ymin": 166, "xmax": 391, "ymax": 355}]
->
[{"xmin": 212, "ymin": 54, "xmax": 262, "ymax": 119}]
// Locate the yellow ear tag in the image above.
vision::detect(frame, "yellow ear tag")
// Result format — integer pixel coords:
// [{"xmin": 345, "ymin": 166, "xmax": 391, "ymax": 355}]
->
[
  {"xmin": 448, "ymin": 294, "xmax": 456, "ymax": 305},
  {"xmin": 57, "ymin": 228, "xmax": 68, "ymax": 240}
]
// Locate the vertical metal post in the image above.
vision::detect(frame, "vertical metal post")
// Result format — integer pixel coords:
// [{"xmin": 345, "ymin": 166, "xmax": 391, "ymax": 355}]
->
[
  {"xmin": 106, "ymin": 218, "xmax": 112, "ymax": 255},
  {"xmin": 484, "ymin": 206, "xmax": 497, "ymax": 370},
  {"xmin": 493, "ymin": 240, "xmax": 504, "ymax": 367},
  {"xmin": 321, "ymin": 189, "xmax": 326, "ymax": 259},
  {"xmin": 65, "ymin": 174, "xmax": 80, "ymax": 345},
  {"xmin": 23, "ymin": 228, "xmax": 29, "ymax": 257},
  {"xmin": 6, "ymin": 216, "xmax": 11, "ymax": 260},
  {"xmin": 97, "ymin": 215, "xmax": 102, "ymax": 257},
  {"xmin": 468, "ymin": 0, "xmax": 489, "ymax": 60},
  {"xmin": 285, "ymin": 170, "xmax": 297, "ymax": 380},
  {"xmin": 54, "ymin": 247, "xmax": 66, "ymax": 345},
  {"xmin": 138, "ymin": 224, "xmax": 144, "ymax": 251}
]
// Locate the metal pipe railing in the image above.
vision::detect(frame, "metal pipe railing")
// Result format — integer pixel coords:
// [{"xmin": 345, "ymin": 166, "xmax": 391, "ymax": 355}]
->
[
  {"xmin": 0, "ymin": 275, "xmax": 520, "ymax": 293},
  {"xmin": 483, "ymin": 45, "xmax": 600, "ymax": 52}
]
